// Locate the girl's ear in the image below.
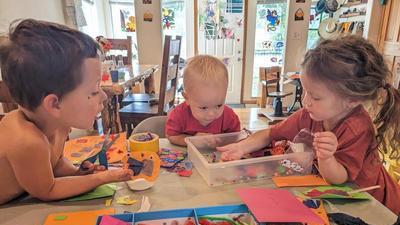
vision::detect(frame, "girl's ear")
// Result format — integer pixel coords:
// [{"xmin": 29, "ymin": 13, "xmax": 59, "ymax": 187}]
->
[
  {"xmin": 42, "ymin": 94, "xmax": 61, "ymax": 117},
  {"xmin": 346, "ymin": 98, "xmax": 362, "ymax": 109}
]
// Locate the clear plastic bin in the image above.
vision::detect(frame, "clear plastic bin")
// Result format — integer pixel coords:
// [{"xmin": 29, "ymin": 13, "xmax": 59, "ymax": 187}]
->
[{"xmin": 186, "ymin": 131, "xmax": 314, "ymax": 186}]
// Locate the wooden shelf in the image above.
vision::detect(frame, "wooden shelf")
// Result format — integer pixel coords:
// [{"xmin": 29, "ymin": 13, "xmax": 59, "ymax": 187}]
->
[
  {"xmin": 342, "ymin": 1, "xmax": 365, "ymax": 7},
  {"xmin": 339, "ymin": 12, "xmax": 366, "ymax": 18},
  {"xmin": 338, "ymin": 15, "xmax": 366, "ymax": 23}
]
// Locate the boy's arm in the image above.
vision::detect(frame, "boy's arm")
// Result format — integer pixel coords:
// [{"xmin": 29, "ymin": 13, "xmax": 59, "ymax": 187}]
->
[
  {"xmin": 166, "ymin": 134, "xmax": 190, "ymax": 146},
  {"xmin": 8, "ymin": 138, "xmax": 131, "ymax": 201},
  {"xmin": 53, "ymin": 156, "xmax": 79, "ymax": 177}
]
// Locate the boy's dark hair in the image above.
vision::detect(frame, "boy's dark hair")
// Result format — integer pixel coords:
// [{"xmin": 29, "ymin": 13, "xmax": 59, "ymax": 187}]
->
[
  {"xmin": 0, "ymin": 19, "xmax": 100, "ymax": 111},
  {"xmin": 301, "ymin": 35, "xmax": 400, "ymax": 161}
]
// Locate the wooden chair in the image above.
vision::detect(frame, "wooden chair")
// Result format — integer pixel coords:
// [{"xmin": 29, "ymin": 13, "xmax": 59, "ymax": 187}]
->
[
  {"xmin": 0, "ymin": 81, "xmax": 18, "ymax": 120},
  {"xmin": 107, "ymin": 36, "xmax": 132, "ymax": 65},
  {"xmin": 119, "ymin": 35, "xmax": 182, "ymax": 137},
  {"xmin": 259, "ymin": 66, "xmax": 292, "ymax": 117},
  {"xmin": 121, "ymin": 57, "xmax": 186, "ymax": 107}
]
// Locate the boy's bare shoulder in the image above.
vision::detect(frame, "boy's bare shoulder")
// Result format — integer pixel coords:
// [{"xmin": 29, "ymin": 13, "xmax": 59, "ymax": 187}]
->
[{"xmin": 0, "ymin": 110, "xmax": 49, "ymax": 153}]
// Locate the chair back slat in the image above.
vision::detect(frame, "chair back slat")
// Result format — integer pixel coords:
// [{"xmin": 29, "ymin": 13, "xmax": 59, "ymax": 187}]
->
[
  {"xmin": 108, "ymin": 36, "xmax": 133, "ymax": 65},
  {"xmin": 169, "ymin": 39, "xmax": 181, "ymax": 56},
  {"xmin": 158, "ymin": 35, "xmax": 182, "ymax": 114},
  {"xmin": 167, "ymin": 64, "xmax": 178, "ymax": 81}
]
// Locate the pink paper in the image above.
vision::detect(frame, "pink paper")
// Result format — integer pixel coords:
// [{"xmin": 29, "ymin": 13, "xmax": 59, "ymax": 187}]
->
[
  {"xmin": 236, "ymin": 188, "xmax": 324, "ymax": 224},
  {"xmin": 99, "ymin": 215, "xmax": 130, "ymax": 225}
]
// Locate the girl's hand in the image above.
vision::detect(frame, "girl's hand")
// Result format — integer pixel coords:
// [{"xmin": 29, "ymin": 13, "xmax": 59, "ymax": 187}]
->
[
  {"xmin": 216, "ymin": 143, "xmax": 245, "ymax": 161},
  {"xmin": 77, "ymin": 161, "xmax": 106, "ymax": 175},
  {"xmin": 313, "ymin": 131, "xmax": 338, "ymax": 160}
]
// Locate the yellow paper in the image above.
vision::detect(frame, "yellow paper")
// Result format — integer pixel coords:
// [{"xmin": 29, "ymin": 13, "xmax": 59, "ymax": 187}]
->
[
  {"xmin": 116, "ymin": 195, "xmax": 137, "ymax": 205},
  {"xmin": 105, "ymin": 199, "xmax": 112, "ymax": 206}
]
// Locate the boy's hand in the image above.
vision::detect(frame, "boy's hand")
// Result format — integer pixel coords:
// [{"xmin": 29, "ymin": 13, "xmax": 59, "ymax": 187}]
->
[
  {"xmin": 99, "ymin": 168, "xmax": 133, "ymax": 183},
  {"xmin": 77, "ymin": 161, "xmax": 106, "ymax": 175},
  {"xmin": 313, "ymin": 131, "xmax": 338, "ymax": 160},
  {"xmin": 216, "ymin": 143, "xmax": 245, "ymax": 161}
]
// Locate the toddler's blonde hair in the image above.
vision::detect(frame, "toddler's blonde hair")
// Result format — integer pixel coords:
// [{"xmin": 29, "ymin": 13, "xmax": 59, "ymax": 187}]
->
[{"xmin": 183, "ymin": 55, "xmax": 228, "ymax": 92}]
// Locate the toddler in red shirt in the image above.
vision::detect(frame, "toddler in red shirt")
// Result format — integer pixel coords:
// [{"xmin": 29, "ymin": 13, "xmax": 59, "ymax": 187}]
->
[
  {"xmin": 217, "ymin": 36, "xmax": 400, "ymax": 214},
  {"xmin": 166, "ymin": 55, "xmax": 240, "ymax": 146}
]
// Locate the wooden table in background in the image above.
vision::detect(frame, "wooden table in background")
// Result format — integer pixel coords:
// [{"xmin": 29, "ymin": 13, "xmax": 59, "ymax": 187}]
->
[{"xmin": 100, "ymin": 64, "xmax": 159, "ymax": 133}]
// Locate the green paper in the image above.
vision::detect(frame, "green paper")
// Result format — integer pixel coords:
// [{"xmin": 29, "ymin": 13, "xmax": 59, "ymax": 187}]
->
[
  {"xmin": 64, "ymin": 184, "xmax": 117, "ymax": 202},
  {"xmin": 54, "ymin": 215, "xmax": 67, "ymax": 220},
  {"xmin": 302, "ymin": 185, "xmax": 371, "ymax": 200}
]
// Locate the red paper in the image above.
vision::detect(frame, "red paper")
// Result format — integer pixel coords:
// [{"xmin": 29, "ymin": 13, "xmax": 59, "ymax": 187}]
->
[
  {"xmin": 99, "ymin": 215, "xmax": 130, "ymax": 225},
  {"xmin": 236, "ymin": 188, "xmax": 324, "ymax": 224}
]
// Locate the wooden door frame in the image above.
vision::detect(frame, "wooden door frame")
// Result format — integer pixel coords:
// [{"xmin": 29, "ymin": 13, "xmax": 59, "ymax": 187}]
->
[
  {"xmin": 378, "ymin": 0, "xmax": 400, "ymax": 88},
  {"xmin": 193, "ymin": 0, "xmax": 248, "ymax": 104}
]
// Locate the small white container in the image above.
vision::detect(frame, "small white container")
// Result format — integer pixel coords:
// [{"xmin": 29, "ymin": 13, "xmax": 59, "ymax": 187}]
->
[{"xmin": 186, "ymin": 131, "xmax": 314, "ymax": 186}]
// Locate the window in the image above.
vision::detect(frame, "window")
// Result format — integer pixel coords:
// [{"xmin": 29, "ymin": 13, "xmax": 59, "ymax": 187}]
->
[
  {"xmin": 80, "ymin": 0, "xmax": 139, "ymax": 64},
  {"xmin": 161, "ymin": 0, "xmax": 187, "ymax": 59},
  {"xmin": 80, "ymin": 0, "xmax": 100, "ymax": 38},
  {"xmin": 108, "ymin": 0, "xmax": 138, "ymax": 62},
  {"xmin": 251, "ymin": 1, "xmax": 288, "ymax": 97}
]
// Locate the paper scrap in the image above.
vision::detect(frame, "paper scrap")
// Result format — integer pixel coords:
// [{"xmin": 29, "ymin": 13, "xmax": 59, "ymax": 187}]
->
[{"xmin": 116, "ymin": 196, "xmax": 137, "ymax": 205}]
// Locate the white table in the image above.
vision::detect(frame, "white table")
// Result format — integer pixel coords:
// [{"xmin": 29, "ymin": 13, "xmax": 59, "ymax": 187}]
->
[{"xmin": 0, "ymin": 139, "xmax": 397, "ymax": 225}]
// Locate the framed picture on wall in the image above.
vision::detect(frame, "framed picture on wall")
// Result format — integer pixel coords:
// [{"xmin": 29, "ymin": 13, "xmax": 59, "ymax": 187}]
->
[{"xmin": 143, "ymin": 0, "xmax": 152, "ymax": 4}]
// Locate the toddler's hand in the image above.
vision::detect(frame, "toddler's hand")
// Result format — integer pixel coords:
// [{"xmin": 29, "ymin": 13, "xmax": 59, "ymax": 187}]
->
[
  {"xmin": 77, "ymin": 161, "xmax": 106, "ymax": 175},
  {"xmin": 216, "ymin": 143, "xmax": 245, "ymax": 161},
  {"xmin": 195, "ymin": 132, "xmax": 212, "ymax": 136},
  {"xmin": 100, "ymin": 168, "xmax": 133, "ymax": 183},
  {"xmin": 313, "ymin": 131, "xmax": 338, "ymax": 160}
]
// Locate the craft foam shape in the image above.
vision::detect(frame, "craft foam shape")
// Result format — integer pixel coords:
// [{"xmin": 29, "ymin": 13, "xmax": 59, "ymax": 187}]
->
[
  {"xmin": 272, "ymin": 175, "xmax": 330, "ymax": 187},
  {"xmin": 123, "ymin": 151, "xmax": 160, "ymax": 182},
  {"xmin": 43, "ymin": 208, "xmax": 115, "ymax": 225},
  {"xmin": 64, "ymin": 132, "xmax": 127, "ymax": 164}
]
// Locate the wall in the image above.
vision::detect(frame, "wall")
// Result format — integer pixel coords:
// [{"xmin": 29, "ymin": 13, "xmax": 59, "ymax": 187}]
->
[
  {"xmin": 134, "ymin": 0, "xmax": 163, "ymax": 94},
  {"xmin": 0, "ymin": 0, "xmax": 66, "ymax": 79},
  {"xmin": 0, "ymin": 0, "xmax": 66, "ymax": 33},
  {"xmin": 242, "ymin": 0, "xmax": 257, "ymax": 102},
  {"xmin": 282, "ymin": 0, "xmax": 311, "ymax": 73}
]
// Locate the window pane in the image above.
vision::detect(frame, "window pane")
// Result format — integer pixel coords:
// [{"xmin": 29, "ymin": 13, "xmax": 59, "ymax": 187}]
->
[
  {"xmin": 109, "ymin": 1, "xmax": 138, "ymax": 63},
  {"xmin": 251, "ymin": 2, "xmax": 288, "ymax": 97},
  {"xmin": 161, "ymin": 0, "xmax": 186, "ymax": 59}
]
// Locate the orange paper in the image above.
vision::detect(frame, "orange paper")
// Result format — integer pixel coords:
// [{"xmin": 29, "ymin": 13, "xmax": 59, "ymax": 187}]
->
[
  {"xmin": 43, "ymin": 208, "xmax": 115, "ymax": 225},
  {"xmin": 272, "ymin": 175, "xmax": 330, "ymax": 187},
  {"xmin": 309, "ymin": 201, "xmax": 330, "ymax": 225},
  {"xmin": 64, "ymin": 133, "xmax": 127, "ymax": 164}
]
